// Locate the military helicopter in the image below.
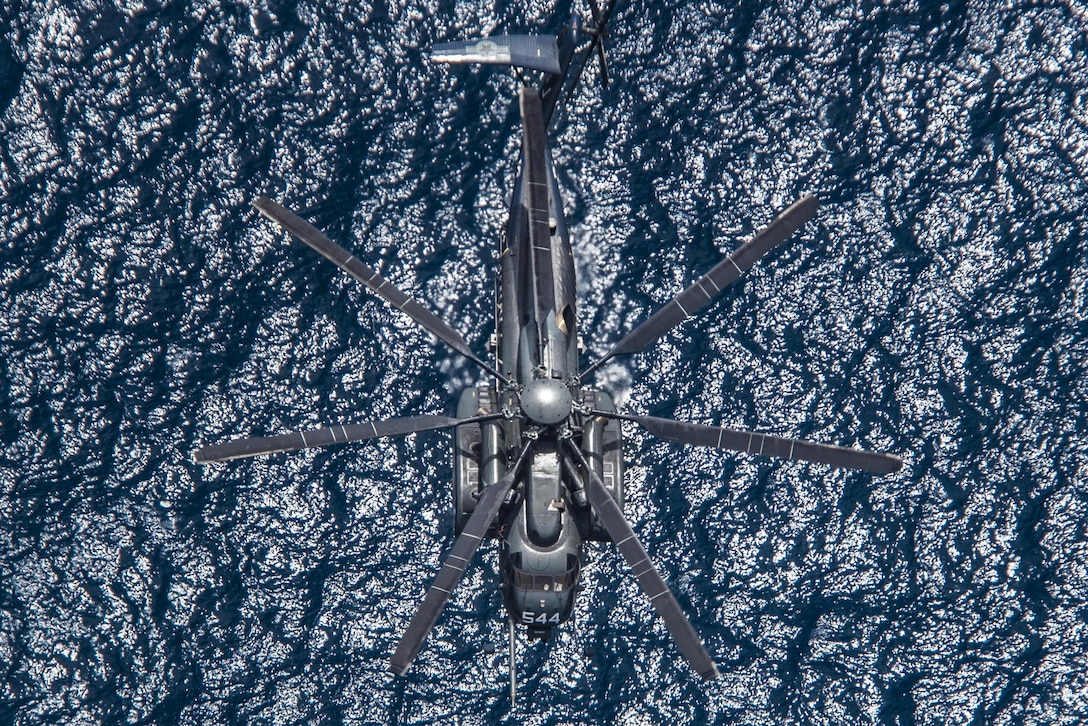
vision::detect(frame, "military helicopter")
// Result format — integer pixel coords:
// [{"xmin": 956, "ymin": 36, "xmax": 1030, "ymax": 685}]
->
[{"xmin": 194, "ymin": 1, "xmax": 902, "ymax": 697}]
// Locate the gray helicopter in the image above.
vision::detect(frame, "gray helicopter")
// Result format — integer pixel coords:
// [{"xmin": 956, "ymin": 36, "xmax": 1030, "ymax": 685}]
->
[{"xmin": 194, "ymin": 1, "xmax": 902, "ymax": 696}]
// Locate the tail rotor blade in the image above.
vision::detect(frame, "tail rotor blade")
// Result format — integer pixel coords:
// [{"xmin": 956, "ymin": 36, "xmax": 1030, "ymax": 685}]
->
[
  {"xmin": 565, "ymin": 0, "xmax": 618, "ymax": 104},
  {"xmin": 253, "ymin": 198, "xmax": 508, "ymax": 384},
  {"xmin": 564, "ymin": 44, "xmax": 597, "ymax": 106},
  {"xmin": 592, "ymin": 0, "xmax": 617, "ymax": 87},
  {"xmin": 596, "ymin": 0, "xmax": 619, "ymax": 27},
  {"xmin": 592, "ymin": 0, "xmax": 616, "ymax": 88},
  {"xmin": 596, "ymin": 40, "xmax": 609, "ymax": 86},
  {"xmin": 389, "ymin": 443, "xmax": 533, "ymax": 676},
  {"xmin": 599, "ymin": 411, "xmax": 903, "ymax": 475},
  {"xmin": 582, "ymin": 194, "xmax": 818, "ymax": 377},
  {"xmin": 565, "ymin": 441, "xmax": 718, "ymax": 679},
  {"xmin": 194, "ymin": 413, "xmax": 503, "ymax": 463}
]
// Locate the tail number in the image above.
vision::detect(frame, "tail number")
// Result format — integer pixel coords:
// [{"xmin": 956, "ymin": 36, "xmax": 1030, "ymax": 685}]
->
[{"xmin": 521, "ymin": 611, "xmax": 560, "ymax": 625}]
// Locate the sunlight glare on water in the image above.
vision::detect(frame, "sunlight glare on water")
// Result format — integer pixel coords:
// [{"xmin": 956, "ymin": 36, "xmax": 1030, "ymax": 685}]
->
[{"xmin": 2, "ymin": 0, "xmax": 1087, "ymax": 724}]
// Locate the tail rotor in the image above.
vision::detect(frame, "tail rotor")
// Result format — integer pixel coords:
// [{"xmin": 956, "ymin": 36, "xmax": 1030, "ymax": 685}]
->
[{"xmin": 565, "ymin": 0, "xmax": 619, "ymax": 105}]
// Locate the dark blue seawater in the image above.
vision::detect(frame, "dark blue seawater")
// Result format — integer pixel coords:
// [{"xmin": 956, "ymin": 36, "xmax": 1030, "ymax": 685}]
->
[{"xmin": 3, "ymin": 0, "xmax": 1087, "ymax": 723}]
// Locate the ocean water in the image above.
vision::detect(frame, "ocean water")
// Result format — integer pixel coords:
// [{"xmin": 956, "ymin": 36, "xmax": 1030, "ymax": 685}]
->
[{"xmin": 2, "ymin": 0, "xmax": 1087, "ymax": 723}]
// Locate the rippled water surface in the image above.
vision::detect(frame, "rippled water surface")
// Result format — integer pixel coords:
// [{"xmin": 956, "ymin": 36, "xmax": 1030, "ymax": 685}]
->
[{"xmin": 3, "ymin": 0, "xmax": 1088, "ymax": 723}]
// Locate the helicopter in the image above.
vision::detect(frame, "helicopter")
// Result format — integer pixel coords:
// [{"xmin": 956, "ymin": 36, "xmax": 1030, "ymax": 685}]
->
[{"xmin": 193, "ymin": 1, "xmax": 902, "ymax": 697}]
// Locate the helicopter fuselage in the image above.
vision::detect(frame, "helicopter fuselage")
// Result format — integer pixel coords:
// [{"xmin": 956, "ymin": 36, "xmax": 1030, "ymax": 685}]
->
[
  {"xmin": 195, "ymin": 4, "xmax": 902, "ymax": 686},
  {"xmin": 453, "ymin": 82, "xmax": 624, "ymax": 641}
]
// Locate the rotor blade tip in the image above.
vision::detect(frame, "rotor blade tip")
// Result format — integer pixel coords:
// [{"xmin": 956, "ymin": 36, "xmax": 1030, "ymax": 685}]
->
[
  {"xmin": 193, "ymin": 447, "xmax": 230, "ymax": 464},
  {"xmin": 796, "ymin": 193, "xmax": 819, "ymax": 215},
  {"xmin": 251, "ymin": 197, "xmax": 279, "ymax": 220}
]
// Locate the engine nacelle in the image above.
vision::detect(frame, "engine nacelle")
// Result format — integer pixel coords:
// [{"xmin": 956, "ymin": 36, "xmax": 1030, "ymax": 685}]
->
[{"xmin": 453, "ymin": 385, "xmax": 624, "ymax": 540}]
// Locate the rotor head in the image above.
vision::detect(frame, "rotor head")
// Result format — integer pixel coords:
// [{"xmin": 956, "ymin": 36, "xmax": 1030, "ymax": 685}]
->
[{"xmin": 520, "ymin": 378, "xmax": 573, "ymax": 425}]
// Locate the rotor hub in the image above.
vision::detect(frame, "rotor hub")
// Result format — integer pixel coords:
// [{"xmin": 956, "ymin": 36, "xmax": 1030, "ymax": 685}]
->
[{"xmin": 520, "ymin": 378, "xmax": 573, "ymax": 425}]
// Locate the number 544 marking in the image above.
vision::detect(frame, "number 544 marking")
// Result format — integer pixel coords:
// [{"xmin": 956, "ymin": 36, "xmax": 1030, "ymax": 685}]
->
[{"xmin": 522, "ymin": 611, "xmax": 560, "ymax": 625}]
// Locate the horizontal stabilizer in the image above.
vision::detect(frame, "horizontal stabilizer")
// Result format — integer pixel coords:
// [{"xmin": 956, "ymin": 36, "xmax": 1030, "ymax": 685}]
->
[{"xmin": 431, "ymin": 35, "xmax": 561, "ymax": 75}]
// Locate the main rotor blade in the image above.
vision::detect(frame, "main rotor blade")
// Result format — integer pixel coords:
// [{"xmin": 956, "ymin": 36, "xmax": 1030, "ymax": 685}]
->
[
  {"xmin": 253, "ymin": 198, "xmax": 507, "ymax": 383},
  {"xmin": 599, "ymin": 411, "xmax": 903, "ymax": 475},
  {"xmin": 389, "ymin": 443, "xmax": 533, "ymax": 676},
  {"xmin": 582, "ymin": 194, "xmax": 818, "ymax": 377},
  {"xmin": 194, "ymin": 413, "xmax": 503, "ymax": 463},
  {"xmin": 565, "ymin": 441, "xmax": 719, "ymax": 680}
]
